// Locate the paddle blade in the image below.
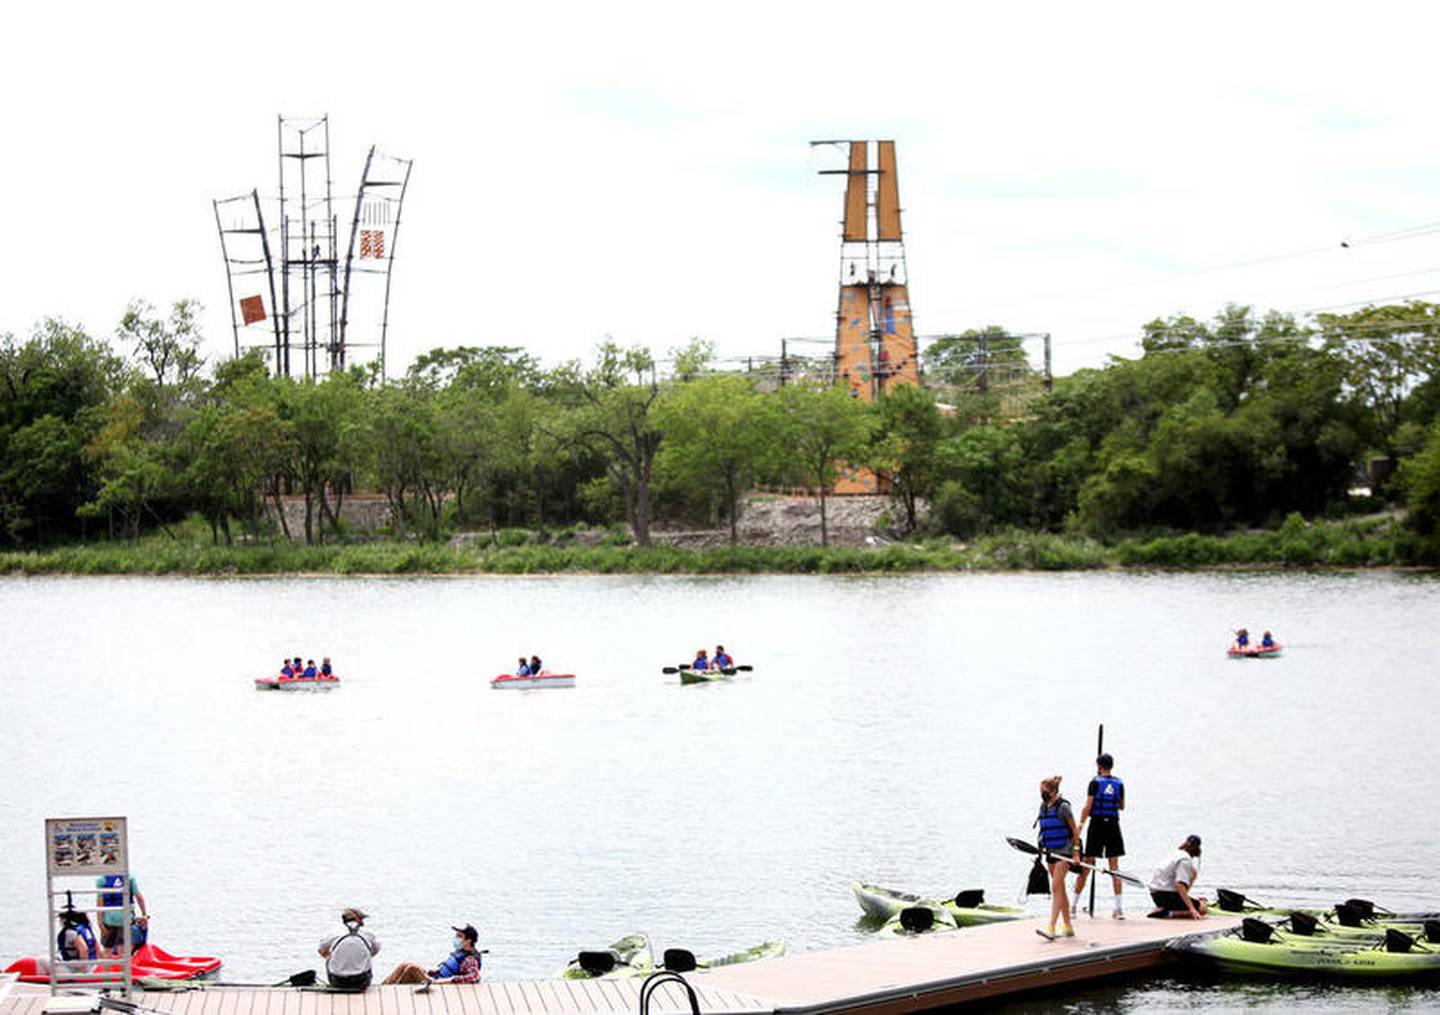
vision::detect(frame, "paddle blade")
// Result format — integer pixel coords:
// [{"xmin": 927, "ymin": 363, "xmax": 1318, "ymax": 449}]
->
[
  {"xmin": 1006, "ymin": 836, "xmax": 1041, "ymax": 856},
  {"xmin": 662, "ymin": 667, "xmax": 678, "ymax": 674},
  {"xmin": 736, "ymin": 665, "xmax": 753, "ymax": 671}
]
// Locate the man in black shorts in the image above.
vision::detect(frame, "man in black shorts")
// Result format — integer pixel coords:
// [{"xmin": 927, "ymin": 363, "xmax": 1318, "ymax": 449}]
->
[
  {"xmin": 1147, "ymin": 834, "xmax": 1207, "ymax": 918},
  {"xmin": 1072, "ymin": 753, "xmax": 1126, "ymax": 918}
]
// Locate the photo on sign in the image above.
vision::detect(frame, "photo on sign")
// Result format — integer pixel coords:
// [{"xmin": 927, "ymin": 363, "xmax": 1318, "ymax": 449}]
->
[
  {"xmin": 52, "ymin": 833, "xmax": 74, "ymax": 868},
  {"xmin": 75, "ymin": 834, "xmax": 98, "ymax": 865},
  {"xmin": 99, "ymin": 832, "xmax": 120, "ymax": 865}
]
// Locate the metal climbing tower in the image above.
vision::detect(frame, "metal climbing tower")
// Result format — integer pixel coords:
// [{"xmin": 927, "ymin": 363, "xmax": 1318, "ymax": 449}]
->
[{"xmin": 214, "ymin": 115, "xmax": 412, "ymax": 378}]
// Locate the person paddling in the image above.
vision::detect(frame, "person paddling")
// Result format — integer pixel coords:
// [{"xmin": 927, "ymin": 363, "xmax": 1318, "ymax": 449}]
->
[
  {"xmin": 1261, "ymin": 631, "xmax": 1275, "ymax": 649},
  {"xmin": 516, "ymin": 657, "xmax": 531, "ymax": 677},
  {"xmin": 529, "ymin": 655, "xmax": 543, "ymax": 676},
  {"xmin": 1071, "ymin": 753, "xmax": 1126, "ymax": 919},
  {"xmin": 321, "ymin": 657, "xmax": 334, "ymax": 677},
  {"xmin": 692, "ymin": 649, "xmax": 710, "ymax": 671},
  {"xmin": 1233, "ymin": 629, "xmax": 1250, "ymax": 650},
  {"xmin": 1035, "ymin": 775, "xmax": 1081, "ymax": 939},
  {"xmin": 713, "ymin": 645, "xmax": 734, "ymax": 669},
  {"xmin": 1147, "ymin": 834, "xmax": 1207, "ymax": 919}
]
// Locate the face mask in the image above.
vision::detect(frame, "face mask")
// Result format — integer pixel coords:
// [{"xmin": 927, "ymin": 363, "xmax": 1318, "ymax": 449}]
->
[{"xmin": 453, "ymin": 937, "xmax": 463, "ymax": 950}]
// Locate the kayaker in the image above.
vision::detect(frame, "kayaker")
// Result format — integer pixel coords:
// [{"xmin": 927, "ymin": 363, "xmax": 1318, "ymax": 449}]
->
[
  {"xmin": 1035, "ymin": 775, "xmax": 1080, "ymax": 939},
  {"xmin": 1146, "ymin": 834, "xmax": 1207, "ymax": 919},
  {"xmin": 1234, "ymin": 629, "xmax": 1250, "ymax": 650},
  {"xmin": 57, "ymin": 907, "xmax": 99, "ymax": 962},
  {"xmin": 692, "ymin": 649, "xmax": 710, "ymax": 671},
  {"xmin": 380, "ymin": 923, "xmax": 483, "ymax": 985},
  {"xmin": 529, "ymin": 654, "xmax": 543, "ymax": 676},
  {"xmin": 714, "ymin": 645, "xmax": 734, "ymax": 669},
  {"xmin": 321, "ymin": 657, "xmax": 334, "ymax": 677},
  {"xmin": 1261, "ymin": 631, "xmax": 1275, "ymax": 649},
  {"xmin": 516, "ymin": 657, "xmax": 531, "ymax": 676},
  {"xmin": 1072, "ymin": 753, "xmax": 1126, "ymax": 920},
  {"xmin": 318, "ymin": 907, "xmax": 380, "ymax": 991},
  {"xmin": 281, "ymin": 660, "xmax": 294, "ymax": 677},
  {"xmin": 303, "ymin": 660, "xmax": 318, "ymax": 678},
  {"xmin": 95, "ymin": 873, "xmax": 148, "ymax": 955}
]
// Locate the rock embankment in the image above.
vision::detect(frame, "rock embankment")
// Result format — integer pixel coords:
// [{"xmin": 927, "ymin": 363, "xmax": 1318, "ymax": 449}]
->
[{"xmin": 652, "ymin": 494, "xmax": 896, "ymax": 549}]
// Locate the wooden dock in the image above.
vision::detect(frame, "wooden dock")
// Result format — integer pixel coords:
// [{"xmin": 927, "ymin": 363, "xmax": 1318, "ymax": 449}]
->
[{"xmin": 0, "ymin": 914, "xmax": 1240, "ymax": 1015}]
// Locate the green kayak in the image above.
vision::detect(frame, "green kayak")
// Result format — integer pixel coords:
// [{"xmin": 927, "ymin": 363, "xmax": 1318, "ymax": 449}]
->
[
  {"xmin": 559, "ymin": 933, "xmax": 653, "ymax": 979},
  {"xmin": 679, "ymin": 669, "xmax": 731, "ymax": 685},
  {"xmin": 1172, "ymin": 923, "xmax": 1440, "ymax": 978},
  {"xmin": 853, "ymin": 882, "xmax": 1027, "ymax": 927}
]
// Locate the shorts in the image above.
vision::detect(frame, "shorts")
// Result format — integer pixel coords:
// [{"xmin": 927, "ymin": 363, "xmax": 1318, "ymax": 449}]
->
[
  {"xmin": 1084, "ymin": 817, "xmax": 1125, "ymax": 858},
  {"xmin": 1150, "ymin": 890, "xmax": 1188, "ymax": 913},
  {"xmin": 100, "ymin": 922, "xmax": 146, "ymax": 950},
  {"xmin": 329, "ymin": 970, "xmax": 372, "ymax": 991}
]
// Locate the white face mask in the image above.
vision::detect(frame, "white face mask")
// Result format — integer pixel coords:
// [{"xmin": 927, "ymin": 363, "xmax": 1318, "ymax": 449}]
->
[{"xmin": 453, "ymin": 937, "xmax": 463, "ymax": 950}]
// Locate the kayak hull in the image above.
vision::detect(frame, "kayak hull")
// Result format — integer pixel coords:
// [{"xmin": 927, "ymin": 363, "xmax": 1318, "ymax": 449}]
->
[
  {"xmin": 491, "ymin": 673, "xmax": 576, "ymax": 689},
  {"xmin": 1227, "ymin": 645, "xmax": 1282, "ymax": 659},
  {"xmin": 679, "ymin": 670, "xmax": 730, "ymax": 685},
  {"xmin": 1172, "ymin": 930, "xmax": 1440, "ymax": 977},
  {"xmin": 255, "ymin": 676, "xmax": 340, "ymax": 691}
]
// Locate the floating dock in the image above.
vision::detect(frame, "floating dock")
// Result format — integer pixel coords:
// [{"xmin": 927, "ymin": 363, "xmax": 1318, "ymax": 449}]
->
[{"xmin": 1, "ymin": 914, "xmax": 1239, "ymax": 1015}]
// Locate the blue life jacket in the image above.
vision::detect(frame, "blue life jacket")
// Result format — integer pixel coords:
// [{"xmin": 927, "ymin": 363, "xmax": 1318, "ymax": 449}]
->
[
  {"xmin": 100, "ymin": 874, "xmax": 125, "ymax": 910},
  {"xmin": 1236, "ymin": 633, "xmax": 1249, "ymax": 647},
  {"xmin": 321, "ymin": 662, "xmax": 332, "ymax": 676},
  {"xmin": 1261, "ymin": 634, "xmax": 1274, "ymax": 648},
  {"xmin": 435, "ymin": 948, "xmax": 478, "ymax": 979},
  {"xmin": 693, "ymin": 658, "xmax": 709, "ymax": 671},
  {"xmin": 58, "ymin": 922, "xmax": 98, "ymax": 961},
  {"xmin": 715, "ymin": 654, "xmax": 733, "ymax": 668},
  {"xmin": 1092, "ymin": 775, "xmax": 1123, "ymax": 818},
  {"xmin": 281, "ymin": 665, "xmax": 294, "ymax": 677},
  {"xmin": 517, "ymin": 664, "xmax": 531, "ymax": 676},
  {"xmin": 303, "ymin": 666, "xmax": 317, "ymax": 677},
  {"xmin": 1036, "ymin": 798, "xmax": 1072, "ymax": 851}
]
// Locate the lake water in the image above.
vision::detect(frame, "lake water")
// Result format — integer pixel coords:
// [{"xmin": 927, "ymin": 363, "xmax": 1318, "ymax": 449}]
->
[{"xmin": 1, "ymin": 571, "xmax": 1438, "ymax": 1010}]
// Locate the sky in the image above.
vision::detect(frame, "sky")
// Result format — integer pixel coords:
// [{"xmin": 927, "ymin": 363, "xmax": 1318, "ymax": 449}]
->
[{"xmin": 5, "ymin": 2, "xmax": 1440, "ymax": 378}]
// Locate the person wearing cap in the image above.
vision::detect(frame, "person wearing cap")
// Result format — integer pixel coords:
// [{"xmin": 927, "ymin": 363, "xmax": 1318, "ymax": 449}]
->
[
  {"xmin": 713, "ymin": 645, "xmax": 733, "ymax": 669},
  {"xmin": 1147, "ymin": 835, "xmax": 1207, "ymax": 919},
  {"xmin": 319, "ymin": 908, "xmax": 380, "ymax": 990},
  {"xmin": 381, "ymin": 923, "xmax": 482, "ymax": 985}
]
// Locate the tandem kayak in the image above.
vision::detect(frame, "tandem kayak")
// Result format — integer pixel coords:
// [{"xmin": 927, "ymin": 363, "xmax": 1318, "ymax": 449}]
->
[
  {"xmin": 254, "ymin": 674, "xmax": 340, "ymax": 691},
  {"xmin": 1227, "ymin": 644, "xmax": 1282, "ymax": 659},
  {"xmin": 1170, "ymin": 920, "xmax": 1440, "ymax": 978},
  {"xmin": 853, "ymin": 882, "xmax": 1027, "ymax": 926},
  {"xmin": 491, "ymin": 671, "xmax": 576, "ymax": 690},
  {"xmin": 5, "ymin": 944, "xmax": 221, "ymax": 983},
  {"xmin": 679, "ymin": 668, "xmax": 731, "ymax": 685}
]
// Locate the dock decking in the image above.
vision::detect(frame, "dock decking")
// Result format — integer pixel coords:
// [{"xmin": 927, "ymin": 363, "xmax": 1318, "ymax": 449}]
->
[{"xmin": 1, "ymin": 913, "xmax": 1240, "ymax": 1015}]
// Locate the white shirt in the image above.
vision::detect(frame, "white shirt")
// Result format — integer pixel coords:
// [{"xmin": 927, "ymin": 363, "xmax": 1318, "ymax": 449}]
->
[
  {"xmin": 320, "ymin": 927, "xmax": 380, "ymax": 977},
  {"xmin": 1149, "ymin": 849, "xmax": 1199, "ymax": 893}
]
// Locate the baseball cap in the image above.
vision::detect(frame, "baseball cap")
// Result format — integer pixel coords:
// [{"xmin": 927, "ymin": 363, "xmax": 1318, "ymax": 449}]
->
[{"xmin": 453, "ymin": 924, "xmax": 478, "ymax": 943}]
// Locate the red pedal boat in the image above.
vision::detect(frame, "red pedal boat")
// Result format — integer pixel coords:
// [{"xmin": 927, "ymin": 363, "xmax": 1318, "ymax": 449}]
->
[{"xmin": 491, "ymin": 671, "xmax": 576, "ymax": 689}]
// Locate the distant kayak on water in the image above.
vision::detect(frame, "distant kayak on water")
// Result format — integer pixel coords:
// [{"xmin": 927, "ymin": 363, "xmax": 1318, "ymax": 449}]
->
[
  {"xmin": 1228, "ymin": 627, "xmax": 1281, "ymax": 658},
  {"xmin": 491, "ymin": 671, "xmax": 575, "ymax": 689},
  {"xmin": 254, "ymin": 673, "xmax": 340, "ymax": 690}
]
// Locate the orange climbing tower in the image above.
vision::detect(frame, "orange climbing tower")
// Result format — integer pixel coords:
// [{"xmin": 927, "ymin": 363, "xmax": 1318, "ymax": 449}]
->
[{"xmin": 819, "ymin": 140, "xmax": 921, "ymax": 492}]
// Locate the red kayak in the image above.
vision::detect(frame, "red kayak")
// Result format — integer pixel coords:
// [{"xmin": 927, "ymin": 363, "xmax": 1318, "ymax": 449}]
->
[
  {"xmin": 4, "ymin": 943, "xmax": 220, "ymax": 982},
  {"xmin": 1227, "ymin": 643, "xmax": 1282, "ymax": 658},
  {"xmin": 491, "ymin": 671, "xmax": 576, "ymax": 689},
  {"xmin": 255, "ymin": 673, "xmax": 341, "ymax": 691}
]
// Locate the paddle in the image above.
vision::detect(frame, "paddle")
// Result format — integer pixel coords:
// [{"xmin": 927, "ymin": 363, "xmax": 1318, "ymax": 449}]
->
[
  {"xmin": 1004, "ymin": 836, "xmax": 1145, "ymax": 888},
  {"xmin": 662, "ymin": 664, "xmax": 695, "ymax": 674}
]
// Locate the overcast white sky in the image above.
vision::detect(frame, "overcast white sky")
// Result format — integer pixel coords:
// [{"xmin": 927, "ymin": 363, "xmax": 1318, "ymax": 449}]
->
[{"xmin": 5, "ymin": 2, "xmax": 1440, "ymax": 377}]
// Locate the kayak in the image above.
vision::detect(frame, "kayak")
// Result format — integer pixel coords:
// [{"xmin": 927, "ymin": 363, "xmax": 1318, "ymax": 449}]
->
[
  {"xmin": 1209, "ymin": 892, "xmax": 1440, "ymax": 924},
  {"xmin": 559, "ymin": 933, "xmax": 653, "ymax": 979},
  {"xmin": 879, "ymin": 904, "xmax": 960, "ymax": 937},
  {"xmin": 853, "ymin": 883, "xmax": 1027, "ymax": 926},
  {"xmin": 254, "ymin": 674, "xmax": 340, "ymax": 691},
  {"xmin": 491, "ymin": 671, "xmax": 575, "ymax": 690},
  {"xmin": 1227, "ymin": 644, "xmax": 1282, "ymax": 658},
  {"xmin": 694, "ymin": 940, "xmax": 785, "ymax": 967},
  {"xmin": 4, "ymin": 946, "xmax": 219, "ymax": 983},
  {"xmin": 1171, "ymin": 923, "xmax": 1440, "ymax": 977},
  {"xmin": 679, "ymin": 668, "xmax": 731, "ymax": 685}
]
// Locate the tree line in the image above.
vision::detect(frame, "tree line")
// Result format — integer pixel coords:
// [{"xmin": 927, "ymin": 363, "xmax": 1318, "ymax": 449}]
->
[{"xmin": 3, "ymin": 299, "xmax": 1439, "ymax": 551}]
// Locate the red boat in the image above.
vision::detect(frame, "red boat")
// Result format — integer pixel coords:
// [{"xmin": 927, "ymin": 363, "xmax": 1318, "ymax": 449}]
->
[
  {"xmin": 255, "ymin": 673, "xmax": 341, "ymax": 691},
  {"xmin": 491, "ymin": 671, "xmax": 576, "ymax": 689},
  {"xmin": 4, "ymin": 944, "xmax": 221, "ymax": 983},
  {"xmin": 1227, "ymin": 643, "xmax": 1282, "ymax": 658}
]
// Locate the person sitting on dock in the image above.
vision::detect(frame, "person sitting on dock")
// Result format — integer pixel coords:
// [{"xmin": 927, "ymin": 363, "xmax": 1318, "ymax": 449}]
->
[
  {"xmin": 1036, "ymin": 775, "xmax": 1081, "ymax": 940},
  {"xmin": 692, "ymin": 649, "xmax": 710, "ymax": 671},
  {"xmin": 714, "ymin": 645, "xmax": 734, "ymax": 669},
  {"xmin": 516, "ymin": 657, "xmax": 531, "ymax": 676},
  {"xmin": 1146, "ymin": 835, "xmax": 1207, "ymax": 919},
  {"xmin": 319, "ymin": 907, "xmax": 380, "ymax": 991},
  {"xmin": 381, "ymin": 923, "xmax": 483, "ymax": 985},
  {"xmin": 303, "ymin": 660, "xmax": 318, "ymax": 678},
  {"xmin": 529, "ymin": 655, "xmax": 543, "ymax": 676},
  {"xmin": 1072, "ymin": 753, "xmax": 1126, "ymax": 920},
  {"xmin": 1260, "ymin": 631, "xmax": 1275, "ymax": 649},
  {"xmin": 321, "ymin": 657, "xmax": 334, "ymax": 677},
  {"xmin": 57, "ymin": 906, "xmax": 99, "ymax": 963}
]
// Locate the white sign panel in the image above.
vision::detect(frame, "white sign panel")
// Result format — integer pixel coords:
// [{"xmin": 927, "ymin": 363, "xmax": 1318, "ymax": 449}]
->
[{"xmin": 45, "ymin": 817, "xmax": 126, "ymax": 876}]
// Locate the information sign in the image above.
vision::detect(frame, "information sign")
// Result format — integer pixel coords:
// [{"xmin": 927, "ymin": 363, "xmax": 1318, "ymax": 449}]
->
[{"xmin": 45, "ymin": 817, "xmax": 127, "ymax": 877}]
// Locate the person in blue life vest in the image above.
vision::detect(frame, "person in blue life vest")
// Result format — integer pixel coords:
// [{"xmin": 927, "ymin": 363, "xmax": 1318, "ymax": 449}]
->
[
  {"xmin": 713, "ymin": 645, "xmax": 734, "ymax": 669},
  {"xmin": 381, "ymin": 922, "xmax": 483, "ymax": 984},
  {"xmin": 303, "ymin": 660, "xmax": 318, "ymax": 678},
  {"xmin": 1071, "ymin": 753, "xmax": 1127, "ymax": 919},
  {"xmin": 321, "ymin": 657, "xmax": 334, "ymax": 677},
  {"xmin": 516, "ymin": 657, "xmax": 531, "ymax": 676},
  {"xmin": 1035, "ymin": 774, "xmax": 1081, "ymax": 940},
  {"xmin": 1261, "ymin": 631, "xmax": 1275, "ymax": 649},
  {"xmin": 692, "ymin": 649, "xmax": 710, "ymax": 671},
  {"xmin": 529, "ymin": 655, "xmax": 543, "ymax": 676},
  {"xmin": 95, "ymin": 874, "xmax": 149, "ymax": 955},
  {"xmin": 281, "ymin": 659, "xmax": 295, "ymax": 678},
  {"xmin": 1233, "ymin": 628, "xmax": 1250, "ymax": 650},
  {"xmin": 57, "ymin": 906, "xmax": 99, "ymax": 963}
]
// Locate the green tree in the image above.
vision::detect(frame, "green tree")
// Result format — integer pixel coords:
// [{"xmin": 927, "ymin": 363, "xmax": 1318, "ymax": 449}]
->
[
  {"xmin": 774, "ymin": 385, "xmax": 876, "ymax": 546},
  {"xmin": 871, "ymin": 384, "xmax": 945, "ymax": 532}
]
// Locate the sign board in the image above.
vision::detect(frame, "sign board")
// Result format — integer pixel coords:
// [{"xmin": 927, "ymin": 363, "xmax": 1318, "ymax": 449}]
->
[{"xmin": 45, "ymin": 817, "xmax": 126, "ymax": 877}]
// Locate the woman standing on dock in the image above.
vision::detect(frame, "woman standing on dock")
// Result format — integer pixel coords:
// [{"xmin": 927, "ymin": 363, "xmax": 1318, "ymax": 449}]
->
[{"xmin": 1036, "ymin": 775, "xmax": 1081, "ymax": 939}]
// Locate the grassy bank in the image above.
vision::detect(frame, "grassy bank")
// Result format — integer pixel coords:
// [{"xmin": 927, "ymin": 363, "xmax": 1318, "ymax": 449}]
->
[{"xmin": 1, "ymin": 515, "xmax": 1434, "ymax": 575}]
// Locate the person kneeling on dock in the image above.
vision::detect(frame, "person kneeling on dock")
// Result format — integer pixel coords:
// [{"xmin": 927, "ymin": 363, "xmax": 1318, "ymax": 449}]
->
[
  {"xmin": 319, "ymin": 907, "xmax": 379, "ymax": 991},
  {"xmin": 1147, "ymin": 835, "xmax": 1207, "ymax": 919},
  {"xmin": 382, "ymin": 923, "xmax": 482, "ymax": 985}
]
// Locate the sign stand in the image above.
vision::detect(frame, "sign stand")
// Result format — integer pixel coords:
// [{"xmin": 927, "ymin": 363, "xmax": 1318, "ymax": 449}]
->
[{"xmin": 44, "ymin": 817, "xmax": 132, "ymax": 1001}]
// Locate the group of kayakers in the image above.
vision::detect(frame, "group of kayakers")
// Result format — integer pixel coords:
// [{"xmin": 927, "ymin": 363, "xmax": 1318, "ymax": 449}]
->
[
  {"xmin": 317, "ymin": 908, "xmax": 483, "ymax": 990},
  {"xmin": 690, "ymin": 645, "xmax": 733, "ymax": 671},
  {"xmin": 513, "ymin": 655, "xmax": 544, "ymax": 676},
  {"xmin": 1034, "ymin": 753, "xmax": 1206, "ymax": 941},
  {"xmin": 279, "ymin": 656, "xmax": 334, "ymax": 679},
  {"xmin": 1231, "ymin": 628, "xmax": 1277, "ymax": 650}
]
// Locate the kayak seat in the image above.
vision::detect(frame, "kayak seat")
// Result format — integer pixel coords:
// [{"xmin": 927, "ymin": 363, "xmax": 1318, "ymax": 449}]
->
[
  {"xmin": 1334, "ymin": 902, "xmax": 1368, "ymax": 928},
  {"xmin": 1425, "ymin": 920, "xmax": 1440, "ymax": 944},
  {"xmin": 954, "ymin": 889, "xmax": 985, "ymax": 909},
  {"xmin": 1384, "ymin": 928, "xmax": 1418, "ymax": 954},
  {"xmin": 1215, "ymin": 889, "xmax": 1249, "ymax": 913},
  {"xmin": 899, "ymin": 907, "xmax": 935, "ymax": 933},
  {"xmin": 1287, "ymin": 911, "xmax": 1320, "ymax": 936},
  {"xmin": 662, "ymin": 949, "xmax": 696, "ymax": 973},
  {"xmin": 1343, "ymin": 898, "xmax": 1378, "ymax": 920},
  {"xmin": 577, "ymin": 951, "xmax": 617, "ymax": 976},
  {"xmin": 1241, "ymin": 918, "xmax": 1276, "ymax": 944}
]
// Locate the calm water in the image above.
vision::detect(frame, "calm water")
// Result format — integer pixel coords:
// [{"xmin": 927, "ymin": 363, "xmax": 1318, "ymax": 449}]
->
[{"xmin": 1, "ymin": 571, "xmax": 1438, "ymax": 1010}]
